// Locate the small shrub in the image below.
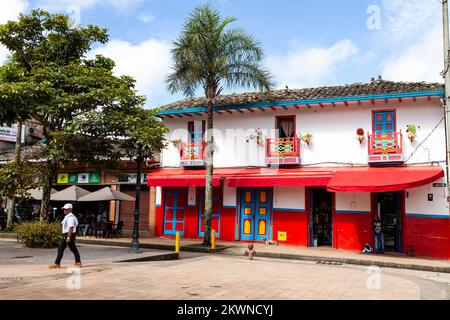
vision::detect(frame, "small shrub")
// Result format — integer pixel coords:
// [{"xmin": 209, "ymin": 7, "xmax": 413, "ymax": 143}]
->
[{"xmin": 16, "ymin": 221, "xmax": 61, "ymax": 248}]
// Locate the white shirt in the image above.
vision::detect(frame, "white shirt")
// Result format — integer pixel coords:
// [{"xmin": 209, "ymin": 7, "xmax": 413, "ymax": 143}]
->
[{"xmin": 61, "ymin": 213, "xmax": 78, "ymax": 234}]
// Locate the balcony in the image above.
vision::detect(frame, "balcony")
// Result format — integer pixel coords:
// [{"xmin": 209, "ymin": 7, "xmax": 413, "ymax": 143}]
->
[
  {"xmin": 266, "ymin": 137, "xmax": 301, "ymax": 166},
  {"xmin": 180, "ymin": 141, "xmax": 206, "ymax": 167},
  {"xmin": 368, "ymin": 132, "xmax": 404, "ymax": 165}
]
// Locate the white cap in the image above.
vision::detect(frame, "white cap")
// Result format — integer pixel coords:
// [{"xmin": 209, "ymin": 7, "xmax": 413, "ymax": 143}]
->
[{"xmin": 62, "ymin": 203, "xmax": 73, "ymax": 210}]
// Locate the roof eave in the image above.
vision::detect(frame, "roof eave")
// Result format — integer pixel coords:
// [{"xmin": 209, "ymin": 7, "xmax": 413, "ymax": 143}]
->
[{"xmin": 158, "ymin": 89, "xmax": 444, "ymax": 116}]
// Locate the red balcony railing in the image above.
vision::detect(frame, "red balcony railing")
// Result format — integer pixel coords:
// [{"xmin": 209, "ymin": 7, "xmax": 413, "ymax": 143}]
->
[
  {"xmin": 180, "ymin": 141, "xmax": 206, "ymax": 167},
  {"xmin": 266, "ymin": 137, "xmax": 301, "ymax": 165},
  {"xmin": 367, "ymin": 131, "xmax": 404, "ymax": 164}
]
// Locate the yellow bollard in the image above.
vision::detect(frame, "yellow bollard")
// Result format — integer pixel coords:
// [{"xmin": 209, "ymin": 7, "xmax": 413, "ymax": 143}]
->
[
  {"xmin": 211, "ymin": 229, "xmax": 216, "ymax": 250},
  {"xmin": 175, "ymin": 232, "xmax": 180, "ymax": 254}
]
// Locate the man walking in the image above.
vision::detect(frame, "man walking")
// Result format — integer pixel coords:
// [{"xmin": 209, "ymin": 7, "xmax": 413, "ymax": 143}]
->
[{"xmin": 49, "ymin": 204, "xmax": 82, "ymax": 268}]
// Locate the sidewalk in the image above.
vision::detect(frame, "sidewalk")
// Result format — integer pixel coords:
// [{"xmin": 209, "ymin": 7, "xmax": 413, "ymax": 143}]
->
[
  {"xmin": 73, "ymin": 236, "xmax": 450, "ymax": 273},
  {"xmin": 3, "ymin": 232, "xmax": 449, "ymax": 273}
]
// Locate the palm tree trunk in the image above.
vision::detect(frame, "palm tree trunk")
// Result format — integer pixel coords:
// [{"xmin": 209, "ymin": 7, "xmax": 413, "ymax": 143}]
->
[
  {"xmin": 202, "ymin": 100, "xmax": 214, "ymax": 247},
  {"xmin": 40, "ymin": 160, "xmax": 58, "ymax": 222},
  {"xmin": 6, "ymin": 122, "xmax": 22, "ymax": 229}
]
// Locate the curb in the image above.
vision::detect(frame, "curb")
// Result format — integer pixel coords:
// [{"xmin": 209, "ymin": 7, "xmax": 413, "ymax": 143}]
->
[
  {"xmin": 222, "ymin": 250, "xmax": 450, "ymax": 274},
  {"xmin": 0, "ymin": 233, "xmax": 17, "ymax": 239},
  {"xmin": 116, "ymin": 252, "xmax": 179, "ymax": 263},
  {"xmin": 76, "ymin": 238, "xmax": 231, "ymax": 254}
]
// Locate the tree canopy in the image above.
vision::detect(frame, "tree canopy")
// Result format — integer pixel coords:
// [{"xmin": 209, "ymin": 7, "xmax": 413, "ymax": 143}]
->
[{"xmin": 0, "ymin": 10, "xmax": 167, "ymax": 220}]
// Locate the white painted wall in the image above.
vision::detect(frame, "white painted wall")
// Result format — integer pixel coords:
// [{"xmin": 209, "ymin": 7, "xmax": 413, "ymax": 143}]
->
[
  {"xmin": 161, "ymin": 98, "xmax": 445, "ymax": 168},
  {"xmin": 155, "ymin": 186, "xmax": 162, "ymax": 206},
  {"xmin": 335, "ymin": 192, "xmax": 371, "ymax": 212},
  {"xmin": 223, "ymin": 186, "xmax": 237, "ymax": 207},
  {"xmin": 406, "ymin": 175, "xmax": 449, "ymax": 216},
  {"xmin": 273, "ymin": 187, "xmax": 305, "ymax": 210},
  {"xmin": 188, "ymin": 187, "xmax": 196, "ymax": 207}
]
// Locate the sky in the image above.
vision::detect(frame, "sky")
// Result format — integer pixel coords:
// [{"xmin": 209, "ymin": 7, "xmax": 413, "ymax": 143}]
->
[{"xmin": 0, "ymin": 0, "xmax": 444, "ymax": 108}]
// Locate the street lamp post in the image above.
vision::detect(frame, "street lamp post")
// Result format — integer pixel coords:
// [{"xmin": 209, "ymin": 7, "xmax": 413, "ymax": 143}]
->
[{"xmin": 126, "ymin": 143, "xmax": 150, "ymax": 253}]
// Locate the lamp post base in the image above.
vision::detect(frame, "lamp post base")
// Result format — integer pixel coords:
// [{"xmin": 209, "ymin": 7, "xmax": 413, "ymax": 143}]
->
[{"xmin": 130, "ymin": 241, "xmax": 140, "ymax": 253}]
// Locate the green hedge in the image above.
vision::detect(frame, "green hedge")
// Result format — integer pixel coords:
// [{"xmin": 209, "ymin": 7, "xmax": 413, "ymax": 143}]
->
[{"xmin": 16, "ymin": 222, "xmax": 61, "ymax": 248}]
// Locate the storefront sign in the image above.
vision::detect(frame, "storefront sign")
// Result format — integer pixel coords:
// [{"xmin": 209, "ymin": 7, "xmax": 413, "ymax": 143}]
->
[
  {"xmin": 57, "ymin": 173, "xmax": 69, "ymax": 184},
  {"xmin": 0, "ymin": 124, "xmax": 17, "ymax": 142},
  {"xmin": 117, "ymin": 173, "xmax": 147, "ymax": 184},
  {"xmin": 57, "ymin": 172, "xmax": 100, "ymax": 184}
]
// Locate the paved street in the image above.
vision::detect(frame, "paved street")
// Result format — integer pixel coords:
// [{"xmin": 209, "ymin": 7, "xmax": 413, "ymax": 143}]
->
[{"xmin": 0, "ymin": 240, "xmax": 449, "ymax": 300}]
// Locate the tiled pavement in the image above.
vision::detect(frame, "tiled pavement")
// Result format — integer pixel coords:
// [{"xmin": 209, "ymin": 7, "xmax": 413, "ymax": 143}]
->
[
  {"xmin": 75, "ymin": 236, "xmax": 450, "ymax": 272},
  {"xmin": 0, "ymin": 239, "xmax": 449, "ymax": 300},
  {"xmin": 1, "ymin": 253, "xmax": 448, "ymax": 300}
]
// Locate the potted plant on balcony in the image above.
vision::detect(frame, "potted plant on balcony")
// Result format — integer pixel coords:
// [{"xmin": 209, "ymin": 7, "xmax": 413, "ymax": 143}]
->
[
  {"xmin": 298, "ymin": 133, "xmax": 313, "ymax": 145},
  {"xmin": 170, "ymin": 138, "xmax": 183, "ymax": 149},
  {"xmin": 356, "ymin": 128, "xmax": 365, "ymax": 143},
  {"xmin": 406, "ymin": 124, "xmax": 417, "ymax": 142},
  {"xmin": 249, "ymin": 128, "xmax": 263, "ymax": 145}
]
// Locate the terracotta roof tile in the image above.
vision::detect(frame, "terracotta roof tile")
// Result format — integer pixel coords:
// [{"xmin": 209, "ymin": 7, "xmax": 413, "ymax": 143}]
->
[{"xmin": 160, "ymin": 80, "xmax": 444, "ymax": 111}]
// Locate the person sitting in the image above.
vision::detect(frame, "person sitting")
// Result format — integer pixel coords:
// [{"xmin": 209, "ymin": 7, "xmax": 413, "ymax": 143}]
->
[{"xmin": 362, "ymin": 243, "xmax": 373, "ymax": 254}]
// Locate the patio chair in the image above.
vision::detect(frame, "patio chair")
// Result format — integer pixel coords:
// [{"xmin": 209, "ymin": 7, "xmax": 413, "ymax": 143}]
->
[{"xmin": 112, "ymin": 221, "xmax": 124, "ymax": 238}]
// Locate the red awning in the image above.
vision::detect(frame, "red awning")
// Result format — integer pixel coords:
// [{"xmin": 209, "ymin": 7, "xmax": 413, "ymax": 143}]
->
[
  {"xmin": 146, "ymin": 169, "xmax": 221, "ymax": 187},
  {"xmin": 147, "ymin": 166, "xmax": 444, "ymax": 191},
  {"xmin": 225, "ymin": 171, "xmax": 333, "ymax": 187},
  {"xmin": 147, "ymin": 168, "xmax": 334, "ymax": 187},
  {"xmin": 326, "ymin": 166, "xmax": 444, "ymax": 192}
]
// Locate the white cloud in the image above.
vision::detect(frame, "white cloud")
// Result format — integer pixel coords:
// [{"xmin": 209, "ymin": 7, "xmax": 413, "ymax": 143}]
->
[
  {"xmin": 380, "ymin": 0, "xmax": 443, "ymax": 82},
  {"xmin": 0, "ymin": 0, "xmax": 29, "ymax": 65},
  {"xmin": 89, "ymin": 38, "xmax": 172, "ymax": 105},
  {"xmin": 266, "ymin": 39, "xmax": 359, "ymax": 88},
  {"xmin": 138, "ymin": 12, "xmax": 155, "ymax": 23},
  {"xmin": 382, "ymin": 24, "xmax": 442, "ymax": 82},
  {"xmin": 381, "ymin": 0, "xmax": 440, "ymax": 44},
  {"xmin": 0, "ymin": 0, "xmax": 28, "ymax": 24}
]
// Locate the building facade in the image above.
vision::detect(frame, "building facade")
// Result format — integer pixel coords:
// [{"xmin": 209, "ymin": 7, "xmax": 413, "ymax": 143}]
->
[{"xmin": 147, "ymin": 80, "xmax": 450, "ymax": 259}]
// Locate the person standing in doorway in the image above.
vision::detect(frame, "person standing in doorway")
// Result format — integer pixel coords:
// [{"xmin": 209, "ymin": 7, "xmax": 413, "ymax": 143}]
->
[
  {"xmin": 373, "ymin": 215, "xmax": 384, "ymax": 254},
  {"xmin": 49, "ymin": 203, "xmax": 82, "ymax": 268}
]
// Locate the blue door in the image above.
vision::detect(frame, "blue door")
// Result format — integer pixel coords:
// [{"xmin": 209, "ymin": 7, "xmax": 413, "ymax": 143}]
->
[
  {"xmin": 373, "ymin": 111, "xmax": 395, "ymax": 134},
  {"xmin": 239, "ymin": 189, "xmax": 272, "ymax": 241},
  {"xmin": 198, "ymin": 188, "xmax": 221, "ymax": 238},
  {"xmin": 163, "ymin": 188, "xmax": 187, "ymax": 236}
]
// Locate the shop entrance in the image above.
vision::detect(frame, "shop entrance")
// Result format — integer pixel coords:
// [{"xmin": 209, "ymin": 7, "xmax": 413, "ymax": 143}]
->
[
  {"xmin": 374, "ymin": 192, "xmax": 403, "ymax": 252},
  {"xmin": 308, "ymin": 189, "xmax": 333, "ymax": 247},
  {"xmin": 239, "ymin": 188, "xmax": 272, "ymax": 241}
]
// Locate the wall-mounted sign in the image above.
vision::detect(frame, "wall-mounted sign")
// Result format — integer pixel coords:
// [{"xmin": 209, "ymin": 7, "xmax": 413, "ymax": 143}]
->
[
  {"xmin": 278, "ymin": 231, "xmax": 287, "ymax": 242},
  {"xmin": 0, "ymin": 125, "xmax": 18, "ymax": 142},
  {"xmin": 433, "ymin": 183, "xmax": 447, "ymax": 188},
  {"xmin": 57, "ymin": 172, "xmax": 100, "ymax": 184}
]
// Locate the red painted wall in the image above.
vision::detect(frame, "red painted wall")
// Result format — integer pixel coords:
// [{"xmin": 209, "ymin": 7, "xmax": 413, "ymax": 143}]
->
[
  {"xmin": 405, "ymin": 216, "xmax": 450, "ymax": 259},
  {"xmin": 335, "ymin": 213, "xmax": 372, "ymax": 251},
  {"xmin": 272, "ymin": 210, "xmax": 307, "ymax": 246},
  {"xmin": 221, "ymin": 207, "xmax": 237, "ymax": 241}
]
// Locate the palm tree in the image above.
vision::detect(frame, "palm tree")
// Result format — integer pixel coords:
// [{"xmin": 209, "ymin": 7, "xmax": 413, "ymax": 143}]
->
[{"xmin": 167, "ymin": 4, "xmax": 274, "ymax": 246}]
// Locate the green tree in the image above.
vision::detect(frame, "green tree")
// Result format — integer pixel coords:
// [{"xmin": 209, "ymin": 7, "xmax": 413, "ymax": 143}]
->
[
  {"xmin": 0, "ymin": 10, "xmax": 149, "ymax": 221},
  {"xmin": 167, "ymin": 4, "xmax": 274, "ymax": 246}
]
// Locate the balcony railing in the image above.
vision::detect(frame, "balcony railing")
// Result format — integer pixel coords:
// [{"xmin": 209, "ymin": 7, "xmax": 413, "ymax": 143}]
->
[
  {"xmin": 266, "ymin": 137, "xmax": 301, "ymax": 165},
  {"xmin": 180, "ymin": 141, "xmax": 206, "ymax": 167},
  {"xmin": 368, "ymin": 131, "xmax": 404, "ymax": 164}
]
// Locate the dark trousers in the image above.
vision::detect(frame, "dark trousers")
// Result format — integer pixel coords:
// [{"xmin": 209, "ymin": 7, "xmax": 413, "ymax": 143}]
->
[{"xmin": 55, "ymin": 233, "xmax": 81, "ymax": 264}]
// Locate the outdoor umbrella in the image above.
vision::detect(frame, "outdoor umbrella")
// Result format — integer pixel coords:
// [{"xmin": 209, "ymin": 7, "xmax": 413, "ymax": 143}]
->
[
  {"xmin": 50, "ymin": 185, "xmax": 91, "ymax": 202},
  {"xmin": 78, "ymin": 187, "xmax": 135, "ymax": 202},
  {"xmin": 27, "ymin": 187, "xmax": 58, "ymax": 200}
]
